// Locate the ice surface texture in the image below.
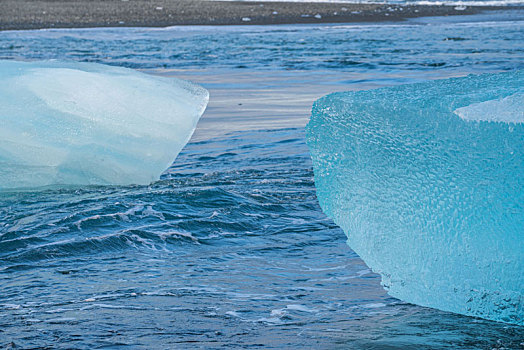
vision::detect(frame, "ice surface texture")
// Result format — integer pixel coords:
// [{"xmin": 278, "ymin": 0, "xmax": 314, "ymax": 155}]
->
[
  {"xmin": 0, "ymin": 60, "xmax": 209, "ymax": 189},
  {"xmin": 306, "ymin": 71, "xmax": 523, "ymax": 325}
]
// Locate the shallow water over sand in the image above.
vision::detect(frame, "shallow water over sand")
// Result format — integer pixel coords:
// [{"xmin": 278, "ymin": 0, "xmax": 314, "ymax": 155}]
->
[{"xmin": 1, "ymin": 13, "xmax": 523, "ymax": 348}]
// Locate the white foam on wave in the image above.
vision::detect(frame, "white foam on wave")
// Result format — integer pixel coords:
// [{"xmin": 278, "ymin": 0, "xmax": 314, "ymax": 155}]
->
[
  {"xmin": 410, "ymin": 0, "xmax": 523, "ymax": 5},
  {"xmin": 454, "ymin": 93, "xmax": 524, "ymax": 124}
]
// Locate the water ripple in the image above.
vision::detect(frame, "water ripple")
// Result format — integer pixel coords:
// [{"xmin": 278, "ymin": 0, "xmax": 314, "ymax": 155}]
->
[{"xmin": 1, "ymin": 128, "xmax": 522, "ymax": 348}]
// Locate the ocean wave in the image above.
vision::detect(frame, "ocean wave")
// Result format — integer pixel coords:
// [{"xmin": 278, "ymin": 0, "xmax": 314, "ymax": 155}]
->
[{"xmin": 0, "ymin": 129, "xmax": 319, "ymax": 267}]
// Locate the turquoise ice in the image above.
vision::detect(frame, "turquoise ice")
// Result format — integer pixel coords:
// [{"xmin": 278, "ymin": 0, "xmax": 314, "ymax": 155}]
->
[
  {"xmin": 306, "ymin": 71, "xmax": 523, "ymax": 325},
  {"xmin": 0, "ymin": 60, "xmax": 208, "ymax": 189}
]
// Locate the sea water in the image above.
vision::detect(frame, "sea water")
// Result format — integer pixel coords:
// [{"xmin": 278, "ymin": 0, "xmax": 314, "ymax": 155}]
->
[
  {"xmin": 211, "ymin": 0, "xmax": 524, "ymax": 6},
  {"xmin": 0, "ymin": 13, "xmax": 523, "ymax": 348}
]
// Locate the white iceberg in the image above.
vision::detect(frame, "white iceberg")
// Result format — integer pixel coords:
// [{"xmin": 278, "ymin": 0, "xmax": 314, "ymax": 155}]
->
[{"xmin": 0, "ymin": 60, "xmax": 209, "ymax": 189}]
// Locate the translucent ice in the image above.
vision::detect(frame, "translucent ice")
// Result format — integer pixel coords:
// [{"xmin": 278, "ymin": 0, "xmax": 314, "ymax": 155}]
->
[
  {"xmin": 306, "ymin": 71, "xmax": 523, "ymax": 325},
  {"xmin": 454, "ymin": 92, "xmax": 523, "ymax": 124},
  {"xmin": 0, "ymin": 60, "xmax": 208, "ymax": 189}
]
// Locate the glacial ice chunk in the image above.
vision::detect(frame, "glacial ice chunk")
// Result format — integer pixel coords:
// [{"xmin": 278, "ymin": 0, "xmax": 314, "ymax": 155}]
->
[
  {"xmin": 306, "ymin": 71, "xmax": 523, "ymax": 325},
  {"xmin": 454, "ymin": 92, "xmax": 523, "ymax": 124},
  {"xmin": 0, "ymin": 60, "xmax": 209, "ymax": 189}
]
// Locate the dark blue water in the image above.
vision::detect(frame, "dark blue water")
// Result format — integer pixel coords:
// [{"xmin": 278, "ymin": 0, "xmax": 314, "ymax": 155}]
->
[
  {"xmin": 1, "ymin": 13, "xmax": 523, "ymax": 73},
  {"xmin": 1, "ymin": 13, "xmax": 523, "ymax": 349}
]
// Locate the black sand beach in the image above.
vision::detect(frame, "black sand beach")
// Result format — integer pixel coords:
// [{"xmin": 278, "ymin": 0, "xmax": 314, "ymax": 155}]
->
[{"xmin": 0, "ymin": 0, "xmax": 507, "ymax": 30}]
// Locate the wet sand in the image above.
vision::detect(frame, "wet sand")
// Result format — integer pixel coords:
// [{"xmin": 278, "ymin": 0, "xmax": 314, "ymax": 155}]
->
[{"xmin": 0, "ymin": 0, "xmax": 507, "ymax": 31}]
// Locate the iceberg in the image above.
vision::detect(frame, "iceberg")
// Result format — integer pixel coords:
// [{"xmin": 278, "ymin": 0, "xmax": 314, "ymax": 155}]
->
[
  {"xmin": 0, "ymin": 60, "xmax": 209, "ymax": 189},
  {"xmin": 306, "ymin": 71, "xmax": 523, "ymax": 325}
]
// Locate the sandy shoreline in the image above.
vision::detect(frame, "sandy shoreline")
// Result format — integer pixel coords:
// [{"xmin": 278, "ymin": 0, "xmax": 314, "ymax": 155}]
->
[{"xmin": 0, "ymin": 0, "xmax": 515, "ymax": 31}]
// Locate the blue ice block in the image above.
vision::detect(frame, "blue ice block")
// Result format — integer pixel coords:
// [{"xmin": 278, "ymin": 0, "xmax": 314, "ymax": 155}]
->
[{"xmin": 306, "ymin": 71, "xmax": 523, "ymax": 325}]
